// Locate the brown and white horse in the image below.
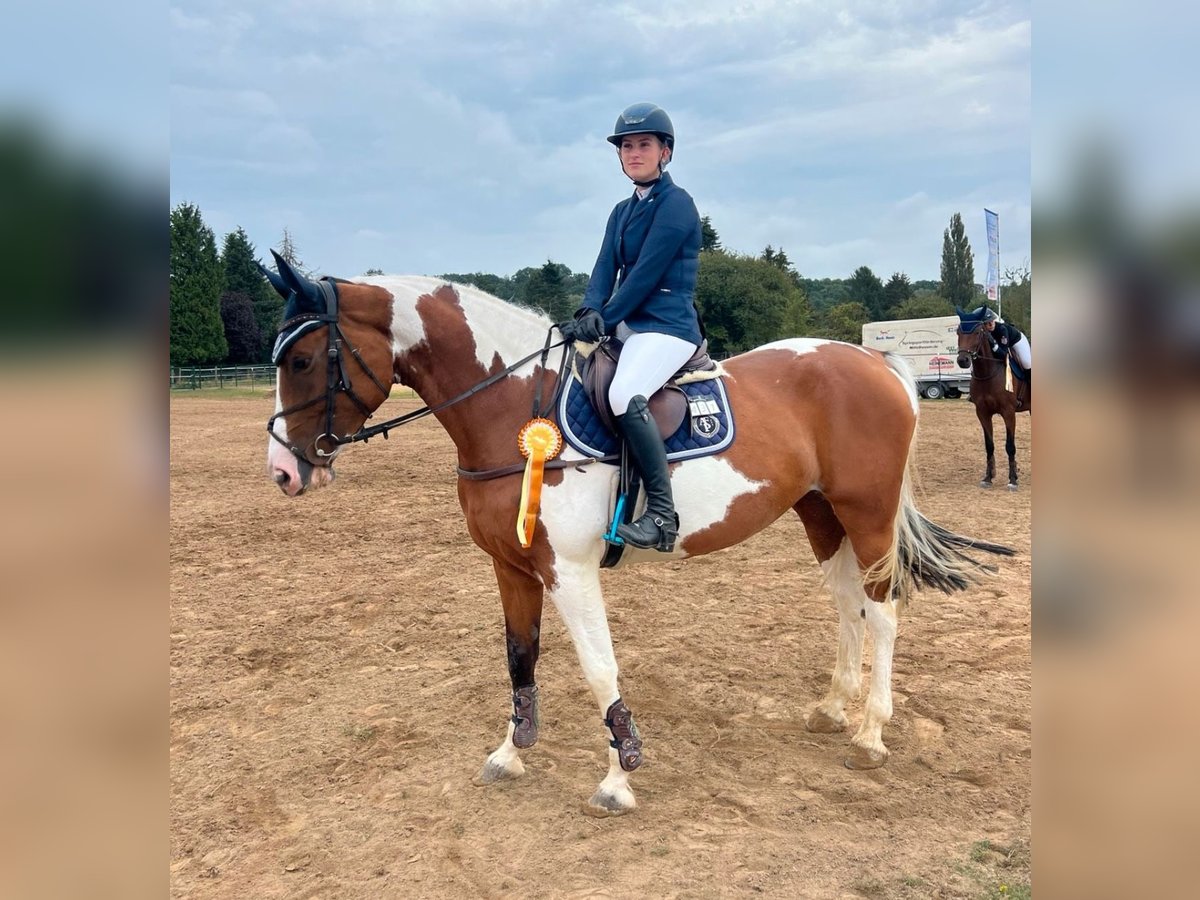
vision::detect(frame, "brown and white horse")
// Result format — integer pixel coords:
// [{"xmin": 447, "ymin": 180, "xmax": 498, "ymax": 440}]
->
[
  {"xmin": 955, "ymin": 316, "xmax": 1032, "ymax": 490},
  {"xmin": 264, "ymin": 255, "xmax": 1012, "ymax": 815}
]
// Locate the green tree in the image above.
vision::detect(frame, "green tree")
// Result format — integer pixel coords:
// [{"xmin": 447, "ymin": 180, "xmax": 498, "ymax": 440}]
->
[
  {"xmin": 694, "ymin": 250, "xmax": 811, "ymax": 355},
  {"xmin": 524, "ymin": 260, "xmax": 573, "ymax": 321},
  {"xmin": 443, "ymin": 272, "xmax": 515, "ymax": 300},
  {"xmin": 219, "ymin": 291, "xmax": 262, "ymax": 364},
  {"xmin": 821, "ymin": 301, "xmax": 872, "ymax": 343},
  {"xmin": 170, "ymin": 202, "xmax": 227, "ymax": 366},
  {"xmin": 848, "ymin": 265, "xmax": 886, "ymax": 319},
  {"xmin": 999, "ymin": 264, "xmax": 1031, "ymax": 337},
  {"xmin": 222, "ymin": 227, "xmax": 278, "ymax": 362},
  {"xmin": 883, "ymin": 272, "xmax": 913, "ymax": 312},
  {"xmin": 760, "ymin": 245, "xmax": 802, "ymax": 288},
  {"xmin": 799, "ymin": 278, "xmax": 850, "ymax": 311},
  {"xmin": 889, "ymin": 291, "xmax": 954, "ymax": 320},
  {"xmin": 939, "ymin": 212, "xmax": 977, "ymax": 307},
  {"xmin": 700, "ymin": 215, "xmax": 721, "ymax": 252}
]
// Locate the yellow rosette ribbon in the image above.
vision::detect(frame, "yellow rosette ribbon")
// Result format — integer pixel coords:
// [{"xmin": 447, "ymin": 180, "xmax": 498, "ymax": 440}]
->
[{"xmin": 516, "ymin": 418, "xmax": 563, "ymax": 548}]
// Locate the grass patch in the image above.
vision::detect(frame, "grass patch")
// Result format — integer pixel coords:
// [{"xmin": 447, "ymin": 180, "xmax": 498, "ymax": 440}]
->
[
  {"xmin": 964, "ymin": 837, "xmax": 1031, "ymax": 899},
  {"xmin": 340, "ymin": 724, "xmax": 377, "ymax": 743}
]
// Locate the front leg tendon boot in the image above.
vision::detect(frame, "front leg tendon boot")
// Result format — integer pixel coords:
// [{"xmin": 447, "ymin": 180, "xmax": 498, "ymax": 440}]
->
[{"xmin": 615, "ymin": 395, "xmax": 679, "ymax": 552}]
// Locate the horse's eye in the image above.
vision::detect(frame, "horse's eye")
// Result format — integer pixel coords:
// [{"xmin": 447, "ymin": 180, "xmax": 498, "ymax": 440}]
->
[{"xmin": 291, "ymin": 355, "xmax": 312, "ymax": 373}]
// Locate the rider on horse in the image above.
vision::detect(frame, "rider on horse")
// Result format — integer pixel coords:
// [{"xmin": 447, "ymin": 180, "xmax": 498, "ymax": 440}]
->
[
  {"xmin": 560, "ymin": 102, "xmax": 704, "ymax": 553},
  {"xmin": 975, "ymin": 306, "xmax": 1032, "ymax": 375}
]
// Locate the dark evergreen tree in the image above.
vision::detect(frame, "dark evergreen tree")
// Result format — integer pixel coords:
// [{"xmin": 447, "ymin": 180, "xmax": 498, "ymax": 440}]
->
[
  {"xmin": 848, "ymin": 265, "xmax": 886, "ymax": 319},
  {"xmin": 700, "ymin": 215, "xmax": 721, "ymax": 252},
  {"xmin": 222, "ymin": 227, "xmax": 278, "ymax": 362},
  {"xmin": 170, "ymin": 202, "xmax": 227, "ymax": 366},
  {"xmin": 524, "ymin": 260, "xmax": 573, "ymax": 322},
  {"xmin": 219, "ymin": 291, "xmax": 262, "ymax": 364},
  {"xmin": 883, "ymin": 272, "xmax": 913, "ymax": 312},
  {"xmin": 939, "ymin": 212, "xmax": 977, "ymax": 306}
]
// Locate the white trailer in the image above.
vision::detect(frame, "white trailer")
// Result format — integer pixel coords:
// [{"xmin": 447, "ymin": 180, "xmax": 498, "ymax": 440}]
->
[{"xmin": 861, "ymin": 315, "xmax": 970, "ymax": 399}]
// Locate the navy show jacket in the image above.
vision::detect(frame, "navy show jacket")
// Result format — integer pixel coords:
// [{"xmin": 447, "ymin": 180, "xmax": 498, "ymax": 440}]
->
[{"xmin": 581, "ymin": 171, "xmax": 703, "ymax": 346}]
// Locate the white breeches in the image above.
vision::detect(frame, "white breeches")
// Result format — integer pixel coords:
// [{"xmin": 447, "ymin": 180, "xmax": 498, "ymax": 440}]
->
[
  {"xmin": 608, "ymin": 324, "xmax": 699, "ymax": 416},
  {"xmin": 1012, "ymin": 335, "xmax": 1031, "ymax": 369}
]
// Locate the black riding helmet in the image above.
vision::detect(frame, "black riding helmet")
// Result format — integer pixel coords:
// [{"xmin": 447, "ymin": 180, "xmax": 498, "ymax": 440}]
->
[{"xmin": 607, "ymin": 102, "xmax": 675, "ymax": 158}]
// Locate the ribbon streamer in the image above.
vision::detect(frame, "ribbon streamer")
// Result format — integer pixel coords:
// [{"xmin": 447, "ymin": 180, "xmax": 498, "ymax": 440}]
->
[{"xmin": 516, "ymin": 418, "xmax": 563, "ymax": 548}]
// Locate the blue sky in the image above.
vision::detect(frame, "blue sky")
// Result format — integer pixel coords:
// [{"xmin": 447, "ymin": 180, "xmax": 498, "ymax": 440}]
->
[{"xmin": 170, "ymin": 1, "xmax": 1031, "ymax": 282}]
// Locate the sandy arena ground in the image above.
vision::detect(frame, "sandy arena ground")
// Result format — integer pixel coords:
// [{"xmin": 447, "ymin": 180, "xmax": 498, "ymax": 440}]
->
[{"xmin": 171, "ymin": 391, "xmax": 1031, "ymax": 899}]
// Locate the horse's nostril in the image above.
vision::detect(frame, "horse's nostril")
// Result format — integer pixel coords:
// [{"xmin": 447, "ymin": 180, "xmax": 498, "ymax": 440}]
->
[{"xmin": 274, "ymin": 470, "xmax": 290, "ymax": 487}]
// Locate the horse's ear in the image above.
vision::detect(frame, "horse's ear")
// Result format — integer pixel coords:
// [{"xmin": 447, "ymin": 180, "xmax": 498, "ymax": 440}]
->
[
  {"xmin": 270, "ymin": 249, "xmax": 322, "ymax": 311},
  {"xmin": 271, "ymin": 249, "xmax": 304, "ymax": 292},
  {"xmin": 954, "ymin": 306, "xmax": 967, "ymax": 318},
  {"xmin": 259, "ymin": 260, "xmax": 289, "ymax": 299}
]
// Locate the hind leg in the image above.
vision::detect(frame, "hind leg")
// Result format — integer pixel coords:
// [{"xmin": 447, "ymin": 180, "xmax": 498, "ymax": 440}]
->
[
  {"xmin": 796, "ymin": 494, "xmax": 860, "ymax": 734},
  {"xmin": 827, "ymin": 499, "xmax": 901, "ymax": 769}
]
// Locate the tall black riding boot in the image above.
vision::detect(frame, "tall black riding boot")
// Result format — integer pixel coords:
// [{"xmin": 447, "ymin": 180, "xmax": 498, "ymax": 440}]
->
[{"xmin": 615, "ymin": 395, "xmax": 679, "ymax": 552}]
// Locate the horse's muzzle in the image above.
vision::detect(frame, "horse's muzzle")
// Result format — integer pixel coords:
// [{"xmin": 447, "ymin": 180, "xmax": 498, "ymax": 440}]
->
[{"xmin": 956, "ymin": 353, "xmax": 970, "ymax": 369}]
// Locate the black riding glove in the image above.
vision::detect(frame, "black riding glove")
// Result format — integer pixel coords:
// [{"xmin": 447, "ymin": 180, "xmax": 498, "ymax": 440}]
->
[{"xmin": 569, "ymin": 307, "xmax": 605, "ymax": 344}]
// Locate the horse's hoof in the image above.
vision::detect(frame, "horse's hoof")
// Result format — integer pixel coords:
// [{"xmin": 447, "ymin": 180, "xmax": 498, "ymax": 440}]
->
[
  {"xmin": 844, "ymin": 743, "xmax": 889, "ymax": 770},
  {"xmin": 806, "ymin": 708, "xmax": 848, "ymax": 734},
  {"xmin": 1007, "ymin": 483, "xmax": 1018, "ymax": 492},
  {"xmin": 472, "ymin": 756, "xmax": 525, "ymax": 786},
  {"xmin": 979, "ymin": 480, "xmax": 993, "ymax": 489},
  {"xmin": 584, "ymin": 787, "xmax": 636, "ymax": 817}
]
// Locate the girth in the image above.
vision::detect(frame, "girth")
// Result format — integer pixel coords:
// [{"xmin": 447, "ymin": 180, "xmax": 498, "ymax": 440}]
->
[{"xmin": 579, "ymin": 338, "xmax": 716, "ymax": 436}]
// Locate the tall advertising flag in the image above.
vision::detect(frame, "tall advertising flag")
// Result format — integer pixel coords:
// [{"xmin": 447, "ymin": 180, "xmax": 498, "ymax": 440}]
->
[{"xmin": 984, "ymin": 208, "xmax": 1000, "ymax": 306}]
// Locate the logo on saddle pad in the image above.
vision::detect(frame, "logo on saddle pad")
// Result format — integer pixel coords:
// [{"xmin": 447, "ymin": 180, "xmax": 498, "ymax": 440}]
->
[{"xmin": 558, "ymin": 376, "xmax": 735, "ymax": 461}]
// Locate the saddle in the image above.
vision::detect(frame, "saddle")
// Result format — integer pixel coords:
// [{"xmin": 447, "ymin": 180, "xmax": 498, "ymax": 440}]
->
[{"xmin": 579, "ymin": 338, "xmax": 717, "ymax": 435}]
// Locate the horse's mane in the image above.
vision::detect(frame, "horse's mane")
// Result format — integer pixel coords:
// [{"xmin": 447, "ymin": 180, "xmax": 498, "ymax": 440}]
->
[{"xmin": 358, "ymin": 274, "xmax": 553, "ymax": 329}]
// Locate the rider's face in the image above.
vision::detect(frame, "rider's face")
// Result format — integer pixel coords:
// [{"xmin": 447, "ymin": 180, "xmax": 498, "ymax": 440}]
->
[
  {"xmin": 619, "ymin": 135, "xmax": 668, "ymax": 182},
  {"xmin": 983, "ymin": 320, "xmax": 996, "ymax": 332}
]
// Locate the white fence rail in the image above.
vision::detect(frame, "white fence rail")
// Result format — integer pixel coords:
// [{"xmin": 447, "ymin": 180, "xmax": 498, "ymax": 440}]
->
[{"xmin": 170, "ymin": 365, "xmax": 277, "ymax": 391}]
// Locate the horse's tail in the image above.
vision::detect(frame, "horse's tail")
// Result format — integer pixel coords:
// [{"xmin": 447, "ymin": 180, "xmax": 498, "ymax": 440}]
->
[{"xmin": 864, "ymin": 352, "xmax": 1015, "ymax": 607}]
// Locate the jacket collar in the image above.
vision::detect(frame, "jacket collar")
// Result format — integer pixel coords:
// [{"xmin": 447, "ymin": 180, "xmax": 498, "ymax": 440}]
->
[{"xmin": 632, "ymin": 170, "xmax": 674, "ymax": 200}]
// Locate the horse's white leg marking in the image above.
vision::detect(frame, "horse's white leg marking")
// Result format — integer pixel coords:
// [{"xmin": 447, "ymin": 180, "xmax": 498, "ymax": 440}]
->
[
  {"xmin": 850, "ymin": 591, "xmax": 898, "ymax": 768},
  {"xmin": 474, "ymin": 720, "xmax": 526, "ymax": 785},
  {"xmin": 807, "ymin": 539, "xmax": 865, "ymax": 733},
  {"xmin": 548, "ymin": 558, "xmax": 636, "ymax": 814}
]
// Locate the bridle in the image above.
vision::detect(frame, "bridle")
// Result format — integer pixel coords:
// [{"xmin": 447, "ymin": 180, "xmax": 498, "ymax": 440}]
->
[
  {"xmin": 268, "ymin": 278, "xmax": 574, "ymax": 464},
  {"xmin": 267, "ymin": 278, "xmax": 393, "ymax": 462},
  {"xmin": 956, "ymin": 323, "xmax": 1007, "ymax": 381}
]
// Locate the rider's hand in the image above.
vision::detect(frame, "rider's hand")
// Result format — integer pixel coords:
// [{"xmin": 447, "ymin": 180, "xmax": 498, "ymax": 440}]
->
[{"xmin": 570, "ymin": 308, "xmax": 605, "ymax": 344}]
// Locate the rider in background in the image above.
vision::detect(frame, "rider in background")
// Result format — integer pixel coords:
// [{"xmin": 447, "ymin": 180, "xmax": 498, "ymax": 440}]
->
[
  {"xmin": 981, "ymin": 307, "xmax": 1032, "ymax": 373},
  {"xmin": 560, "ymin": 102, "xmax": 703, "ymax": 553}
]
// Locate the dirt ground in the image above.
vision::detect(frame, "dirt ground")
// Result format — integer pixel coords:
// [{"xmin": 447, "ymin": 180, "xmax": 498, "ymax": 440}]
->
[{"xmin": 170, "ymin": 390, "xmax": 1031, "ymax": 899}]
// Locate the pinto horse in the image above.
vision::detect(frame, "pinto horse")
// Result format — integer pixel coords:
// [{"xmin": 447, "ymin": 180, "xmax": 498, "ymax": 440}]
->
[
  {"xmin": 955, "ymin": 311, "xmax": 1032, "ymax": 491},
  {"xmin": 263, "ymin": 252, "xmax": 1012, "ymax": 815}
]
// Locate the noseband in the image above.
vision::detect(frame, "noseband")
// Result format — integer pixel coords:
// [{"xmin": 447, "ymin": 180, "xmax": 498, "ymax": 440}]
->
[{"xmin": 267, "ymin": 278, "xmax": 393, "ymax": 462}]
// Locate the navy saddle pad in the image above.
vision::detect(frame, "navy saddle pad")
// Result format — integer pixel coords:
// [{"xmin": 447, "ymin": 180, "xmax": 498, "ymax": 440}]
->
[
  {"xmin": 1009, "ymin": 356, "xmax": 1030, "ymax": 382},
  {"xmin": 558, "ymin": 376, "xmax": 735, "ymax": 462}
]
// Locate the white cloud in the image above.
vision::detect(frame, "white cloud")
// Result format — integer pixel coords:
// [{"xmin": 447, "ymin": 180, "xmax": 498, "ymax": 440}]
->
[{"xmin": 169, "ymin": 0, "xmax": 1031, "ymax": 279}]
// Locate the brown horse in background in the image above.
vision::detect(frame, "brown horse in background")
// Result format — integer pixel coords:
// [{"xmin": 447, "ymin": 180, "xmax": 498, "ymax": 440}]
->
[{"xmin": 956, "ymin": 317, "xmax": 1031, "ymax": 490}]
